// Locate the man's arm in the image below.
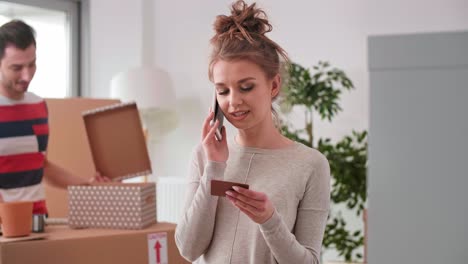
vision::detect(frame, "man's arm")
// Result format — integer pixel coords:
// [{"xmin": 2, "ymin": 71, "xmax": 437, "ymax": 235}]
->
[{"xmin": 43, "ymin": 159, "xmax": 109, "ymax": 188}]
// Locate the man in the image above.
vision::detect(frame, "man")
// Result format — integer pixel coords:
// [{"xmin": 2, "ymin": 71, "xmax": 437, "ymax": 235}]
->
[{"xmin": 0, "ymin": 20, "xmax": 108, "ymax": 214}]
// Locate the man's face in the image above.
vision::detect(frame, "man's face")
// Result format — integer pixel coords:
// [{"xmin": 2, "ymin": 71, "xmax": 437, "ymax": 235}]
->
[{"xmin": 0, "ymin": 44, "xmax": 36, "ymax": 100}]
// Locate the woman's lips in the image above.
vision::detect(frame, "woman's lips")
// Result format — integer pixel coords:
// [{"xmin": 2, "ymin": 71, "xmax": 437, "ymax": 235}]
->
[{"xmin": 229, "ymin": 110, "xmax": 249, "ymax": 121}]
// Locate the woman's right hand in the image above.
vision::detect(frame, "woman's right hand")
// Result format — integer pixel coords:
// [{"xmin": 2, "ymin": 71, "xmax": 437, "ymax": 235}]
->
[{"xmin": 202, "ymin": 110, "xmax": 228, "ymax": 162}]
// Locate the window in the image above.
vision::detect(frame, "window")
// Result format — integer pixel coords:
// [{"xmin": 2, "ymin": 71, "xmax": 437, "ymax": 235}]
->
[{"xmin": 0, "ymin": 0, "xmax": 80, "ymax": 98}]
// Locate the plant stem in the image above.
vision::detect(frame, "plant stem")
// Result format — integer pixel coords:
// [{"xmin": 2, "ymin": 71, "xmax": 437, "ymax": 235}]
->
[{"xmin": 305, "ymin": 107, "xmax": 314, "ymax": 148}]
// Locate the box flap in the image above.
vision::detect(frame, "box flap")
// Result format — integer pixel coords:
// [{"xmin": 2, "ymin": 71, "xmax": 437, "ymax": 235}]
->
[{"xmin": 83, "ymin": 102, "xmax": 152, "ymax": 181}]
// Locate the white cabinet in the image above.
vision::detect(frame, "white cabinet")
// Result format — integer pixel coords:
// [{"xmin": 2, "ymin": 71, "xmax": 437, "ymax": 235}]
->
[{"xmin": 368, "ymin": 31, "xmax": 468, "ymax": 264}]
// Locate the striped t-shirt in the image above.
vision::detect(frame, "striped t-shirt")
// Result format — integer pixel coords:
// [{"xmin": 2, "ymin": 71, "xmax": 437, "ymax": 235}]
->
[{"xmin": 0, "ymin": 92, "xmax": 48, "ymax": 214}]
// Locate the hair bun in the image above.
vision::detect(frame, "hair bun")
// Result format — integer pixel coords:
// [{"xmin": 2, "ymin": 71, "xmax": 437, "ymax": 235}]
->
[{"xmin": 213, "ymin": 0, "xmax": 272, "ymax": 43}]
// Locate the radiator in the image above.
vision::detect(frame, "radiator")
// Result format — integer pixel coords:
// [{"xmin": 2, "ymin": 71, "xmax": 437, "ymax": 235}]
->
[{"xmin": 156, "ymin": 177, "xmax": 187, "ymax": 223}]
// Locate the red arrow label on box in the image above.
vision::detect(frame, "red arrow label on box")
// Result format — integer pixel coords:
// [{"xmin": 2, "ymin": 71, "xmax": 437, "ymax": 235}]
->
[
  {"xmin": 148, "ymin": 232, "xmax": 168, "ymax": 264},
  {"xmin": 154, "ymin": 241, "xmax": 161, "ymax": 263}
]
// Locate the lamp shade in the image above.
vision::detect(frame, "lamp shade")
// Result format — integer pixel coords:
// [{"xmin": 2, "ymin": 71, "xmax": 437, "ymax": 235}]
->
[
  {"xmin": 110, "ymin": 67, "xmax": 178, "ymax": 139},
  {"xmin": 110, "ymin": 67, "xmax": 176, "ymax": 110}
]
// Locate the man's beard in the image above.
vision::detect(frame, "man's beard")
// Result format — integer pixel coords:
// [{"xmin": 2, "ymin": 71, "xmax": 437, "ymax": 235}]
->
[{"xmin": 3, "ymin": 80, "xmax": 28, "ymax": 98}]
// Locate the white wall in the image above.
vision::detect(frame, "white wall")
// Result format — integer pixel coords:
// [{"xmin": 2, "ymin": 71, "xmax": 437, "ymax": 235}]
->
[
  {"xmin": 86, "ymin": 0, "xmax": 468, "ymax": 177},
  {"xmin": 148, "ymin": 0, "xmax": 468, "ymax": 177},
  {"xmin": 86, "ymin": 0, "xmax": 143, "ymax": 97},
  {"xmin": 86, "ymin": 0, "xmax": 468, "ymax": 261}
]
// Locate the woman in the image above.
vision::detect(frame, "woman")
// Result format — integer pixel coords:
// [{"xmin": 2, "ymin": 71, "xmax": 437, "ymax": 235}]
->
[{"xmin": 175, "ymin": 1, "xmax": 330, "ymax": 263}]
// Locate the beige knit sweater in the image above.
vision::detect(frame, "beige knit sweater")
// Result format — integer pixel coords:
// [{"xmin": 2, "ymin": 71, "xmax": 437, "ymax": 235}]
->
[{"xmin": 175, "ymin": 140, "xmax": 330, "ymax": 263}]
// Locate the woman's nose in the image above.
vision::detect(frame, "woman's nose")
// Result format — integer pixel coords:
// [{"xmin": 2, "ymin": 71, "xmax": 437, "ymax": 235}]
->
[{"xmin": 229, "ymin": 91, "xmax": 243, "ymax": 107}]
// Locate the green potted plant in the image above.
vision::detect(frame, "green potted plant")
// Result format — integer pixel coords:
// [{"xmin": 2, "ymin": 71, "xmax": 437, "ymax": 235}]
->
[{"xmin": 280, "ymin": 61, "xmax": 368, "ymax": 262}]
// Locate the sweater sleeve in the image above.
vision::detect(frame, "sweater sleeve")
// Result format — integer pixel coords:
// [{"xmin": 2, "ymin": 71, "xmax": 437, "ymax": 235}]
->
[
  {"xmin": 259, "ymin": 153, "xmax": 331, "ymax": 264},
  {"xmin": 175, "ymin": 147, "xmax": 226, "ymax": 262}
]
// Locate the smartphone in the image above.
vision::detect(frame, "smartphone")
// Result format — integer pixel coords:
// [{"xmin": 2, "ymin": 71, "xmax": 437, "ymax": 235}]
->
[{"xmin": 211, "ymin": 91, "xmax": 224, "ymax": 141}]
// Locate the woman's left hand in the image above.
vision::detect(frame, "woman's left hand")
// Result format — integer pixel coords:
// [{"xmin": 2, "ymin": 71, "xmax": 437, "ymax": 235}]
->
[{"xmin": 226, "ymin": 187, "xmax": 274, "ymax": 224}]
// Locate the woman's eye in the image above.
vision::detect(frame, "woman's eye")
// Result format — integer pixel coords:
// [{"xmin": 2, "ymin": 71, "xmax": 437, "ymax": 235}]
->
[
  {"xmin": 217, "ymin": 89, "xmax": 228, "ymax": 95},
  {"xmin": 241, "ymin": 85, "xmax": 254, "ymax": 91}
]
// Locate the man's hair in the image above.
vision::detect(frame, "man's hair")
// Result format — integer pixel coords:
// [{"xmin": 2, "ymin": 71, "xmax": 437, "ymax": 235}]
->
[{"xmin": 0, "ymin": 19, "xmax": 36, "ymax": 60}]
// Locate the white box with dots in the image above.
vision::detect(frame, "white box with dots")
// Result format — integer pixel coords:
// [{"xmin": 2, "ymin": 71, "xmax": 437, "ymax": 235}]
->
[{"xmin": 68, "ymin": 182, "xmax": 156, "ymax": 229}]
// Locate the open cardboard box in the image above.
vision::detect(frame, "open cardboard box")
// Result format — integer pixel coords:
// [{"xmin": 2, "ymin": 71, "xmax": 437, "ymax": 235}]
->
[
  {"xmin": 45, "ymin": 98, "xmax": 121, "ymax": 217},
  {"xmin": 46, "ymin": 98, "xmax": 154, "ymax": 222}
]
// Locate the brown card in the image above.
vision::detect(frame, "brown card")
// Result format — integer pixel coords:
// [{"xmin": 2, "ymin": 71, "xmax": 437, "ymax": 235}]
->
[
  {"xmin": 211, "ymin": 180, "xmax": 249, "ymax": 197},
  {"xmin": 82, "ymin": 102, "xmax": 152, "ymax": 181}
]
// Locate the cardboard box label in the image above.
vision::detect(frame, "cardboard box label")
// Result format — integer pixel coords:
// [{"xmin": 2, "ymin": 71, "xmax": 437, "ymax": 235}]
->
[{"xmin": 148, "ymin": 232, "xmax": 168, "ymax": 264}]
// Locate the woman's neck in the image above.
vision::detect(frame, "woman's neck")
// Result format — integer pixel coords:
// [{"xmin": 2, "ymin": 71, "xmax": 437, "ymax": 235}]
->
[{"xmin": 236, "ymin": 123, "xmax": 292, "ymax": 149}]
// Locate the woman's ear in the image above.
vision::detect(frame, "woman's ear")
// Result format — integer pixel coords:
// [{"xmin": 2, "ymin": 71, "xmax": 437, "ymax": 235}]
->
[{"xmin": 271, "ymin": 74, "xmax": 281, "ymax": 98}]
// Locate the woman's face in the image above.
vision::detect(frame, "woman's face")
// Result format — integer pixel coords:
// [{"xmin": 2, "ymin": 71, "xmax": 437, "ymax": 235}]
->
[{"xmin": 212, "ymin": 59, "xmax": 279, "ymax": 132}]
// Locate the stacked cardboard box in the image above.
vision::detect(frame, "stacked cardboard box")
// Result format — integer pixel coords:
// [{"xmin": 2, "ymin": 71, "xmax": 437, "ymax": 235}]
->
[
  {"xmin": 0, "ymin": 223, "xmax": 189, "ymax": 264},
  {"xmin": 68, "ymin": 183, "xmax": 156, "ymax": 229}
]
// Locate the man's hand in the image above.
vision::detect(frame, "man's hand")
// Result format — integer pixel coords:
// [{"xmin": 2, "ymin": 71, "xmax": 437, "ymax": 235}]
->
[{"xmin": 86, "ymin": 171, "xmax": 112, "ymax": 184}]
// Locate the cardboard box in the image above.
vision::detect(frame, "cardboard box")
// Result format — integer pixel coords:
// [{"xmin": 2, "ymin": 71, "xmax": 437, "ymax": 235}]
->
[
  {"xmin": 68, "ymin": 183, "xmax": 157, "ymax": 230},
  {"xmin": 0, "ymin": 222, "xmax": 189, "ymax": 264},
  {"xmin": 45, "ymin": 98, "xmax": 121, "ymax": 217}
]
